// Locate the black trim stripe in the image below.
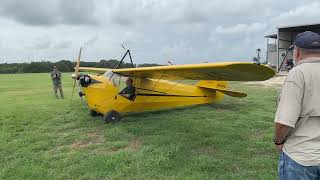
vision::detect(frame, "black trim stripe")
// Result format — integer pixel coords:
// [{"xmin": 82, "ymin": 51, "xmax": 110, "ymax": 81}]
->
[
  {"xmin": 137, "ymin": 93, "xmax": 207, "ymax": 98},
  {"xmin": 135, "ymin": 87, "xmax": 167, "ymax": 94}
]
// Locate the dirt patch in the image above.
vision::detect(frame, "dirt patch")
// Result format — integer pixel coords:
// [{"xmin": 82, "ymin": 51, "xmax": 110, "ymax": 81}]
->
[
  {"xmin": 60, "ymin": 131, "xmax": 142, "ymax": 152},
  {"xmin": 88, "ymin": 138, "xmax": 143, "ymax": 155},
  {"xmin": 109, "ymin": 138, "xmax": 142, "ymax": 152},
  {"xmin": 86, "ymin": 131, "xmax": 104, "ymax": 144},
  {"xmin": 252, "ymin": 130, "xmax": 264, "ymax": 140},
  {"xmin": 70, "ymin": 141, "xmax": 94, "ymax": 149},
  {"xmin": 68, "ymin": 131, "xmax": 105, "ymax": 150},
  {"xmin": 130, "ymin": 139, "xmax": 142, "ymax": 150},
  {"xmin": 245, "ymin": 75, "xmax": 286, "ymax": 87}
]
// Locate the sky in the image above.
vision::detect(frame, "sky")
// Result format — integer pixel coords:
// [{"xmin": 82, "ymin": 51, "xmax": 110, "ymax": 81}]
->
[{"xmin": 0, "ymin": 0, "xmax": 319, "ymax": 64}]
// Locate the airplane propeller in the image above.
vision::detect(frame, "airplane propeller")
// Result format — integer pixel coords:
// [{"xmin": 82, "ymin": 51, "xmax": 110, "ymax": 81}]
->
[{"xmin": 71, "ymin": 47, "xmax": 83, "ymax": 100}]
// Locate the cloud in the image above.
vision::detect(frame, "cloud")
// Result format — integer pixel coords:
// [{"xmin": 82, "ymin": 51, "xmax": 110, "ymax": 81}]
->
[
  {"xmin": 0, "ymin": 0, "xmax": 319, "ymax": 64},
  {"xmin": 108, "ymin": 0, "xmax": 208, "ymax": 26},
  {"xmin": 0, "ymin": 0, "xmax": 58, "ymax": 26},
  {"xmin": 31, "ymin": 36, "xmax": 52, "ymax": 50},
  {"xmin": 208, "ymin": 22, "xmax": 268, "ymax": 49},
  {"xmin": 84, "ymin": 36, "xmax": 99, "ymax": 46},
  {"xmin": 0, "ymin": 0, "xmax": 98, "ymax": 26},
  {"xmin": 162, "ymin": 41, "xmax": 195, "ymax": 59},
  {"xmin": 212, "ymin": 22, "xmax": 267, "ymax": 36},
  {"xmin": 120, "ymin": 31, "xmax": 146, "ymax": 46},
  {"xmin": 106, "ymin": 0, "xmax": 297, "ymax": 27},
  {"xmin": 271, "ymin": 1, "xmax": 320, "ymax": 27},
  {"xmin": 59, "ymin": 0, "xmax": 98, "ymax": 25},
  {"xmin": 53, "ymin": 41, "xmax": 72, "ymax": 49},
  {"xmin": 35, "ymin": 41, "xmax": 51, "ymax": 50}
]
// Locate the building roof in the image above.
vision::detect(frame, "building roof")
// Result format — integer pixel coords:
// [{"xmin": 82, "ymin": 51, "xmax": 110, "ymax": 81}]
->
[
  {"xmin": 278, "ymin": 23, "xmax": 320, "ymax": 32},
  {"xmin": 265, "ymin": 23, "xmax": 320, "ymax": 39},
  {"xmin": 265, "ymin": 34, "xmax": 277, "ymax": 38}
]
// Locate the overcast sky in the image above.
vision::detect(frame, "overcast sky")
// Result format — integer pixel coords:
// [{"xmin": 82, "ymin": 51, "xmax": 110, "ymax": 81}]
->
[{"xmin": 0, "ymin": 0, "xmax": 319, "ymax": 64}]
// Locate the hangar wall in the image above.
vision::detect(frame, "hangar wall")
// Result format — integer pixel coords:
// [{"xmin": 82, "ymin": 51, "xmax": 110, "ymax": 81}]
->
[{"xmin": 266, "ymin": 23, "xmax": 320, "ymax": 73}]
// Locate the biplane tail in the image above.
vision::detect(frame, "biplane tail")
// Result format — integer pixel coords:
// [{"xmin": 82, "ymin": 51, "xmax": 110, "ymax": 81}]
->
[{"xmin": 196, "ymin": 80, "xmax": 247, "ymax": 98}]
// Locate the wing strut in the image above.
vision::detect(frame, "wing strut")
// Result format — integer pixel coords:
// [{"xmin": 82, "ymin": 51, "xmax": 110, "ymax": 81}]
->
[
  {"xmin": 139, "ymin": 71, "xmax": 165, "ymax": 105},
  {"xmin": 114, "ymin": 47, "xmax": 135, "ymax": 69},
  {"xmin": 146, "ymin": 79, "xmax": 184, "ymax": 104}
]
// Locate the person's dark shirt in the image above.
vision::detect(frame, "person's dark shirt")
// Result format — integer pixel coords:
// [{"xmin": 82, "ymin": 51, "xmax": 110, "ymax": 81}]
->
[
  {"xmin": 119, "ymin": 85, "xmax": 136, "ymax": 100},
  {"xmin": 286, "ymin": 59, "xmax": 294, "ymax": 70}
]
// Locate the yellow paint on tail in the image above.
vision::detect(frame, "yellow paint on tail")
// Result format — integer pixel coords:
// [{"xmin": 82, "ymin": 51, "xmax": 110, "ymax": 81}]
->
[{"xmin": 196, "ymin": 80, "xmax": 247, "ymax": 98}]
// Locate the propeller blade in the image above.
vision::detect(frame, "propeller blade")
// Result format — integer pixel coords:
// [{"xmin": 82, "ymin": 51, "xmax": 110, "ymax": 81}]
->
[
  {"xmin": 75, "ymin": 47, "xmax": 82, "ymax": 77},
  {"xmin": 71, "ymin": 47, "xmax": 84, "ymax": 101}
]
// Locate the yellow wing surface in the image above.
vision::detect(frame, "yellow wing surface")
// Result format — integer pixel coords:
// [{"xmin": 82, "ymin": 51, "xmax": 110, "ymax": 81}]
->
[
  {"xmin": 112, "ymin": 62, "xmax": 275, "ymax": 81},
  {"xmin": 78, "ymin": 67, "xmax": 110, "ymax": 73}
]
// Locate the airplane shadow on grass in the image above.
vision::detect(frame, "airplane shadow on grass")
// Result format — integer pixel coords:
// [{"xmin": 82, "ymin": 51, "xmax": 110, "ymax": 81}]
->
[
  {"xmin": 121, "ymin": 100, "xmax": 247, "ymax": 123},
  {"xmin": 76, "ymin": 97, "xmax": 248, "ymax": 124}
]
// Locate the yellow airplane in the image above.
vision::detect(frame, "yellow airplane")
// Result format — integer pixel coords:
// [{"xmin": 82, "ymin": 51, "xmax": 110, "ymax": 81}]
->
[{"xmin": 72, "ymin": 48, "xmax": 275, "ymax": 123}]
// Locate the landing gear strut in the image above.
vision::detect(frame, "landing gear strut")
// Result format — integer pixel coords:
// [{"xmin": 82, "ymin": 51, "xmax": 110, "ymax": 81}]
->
[{"xmin": 89, "ymin": 110, "xmax": 99, "ymax": 117}]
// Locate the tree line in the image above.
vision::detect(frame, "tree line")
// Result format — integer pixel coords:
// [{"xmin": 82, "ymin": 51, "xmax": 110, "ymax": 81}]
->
[{"xmin": 0, "ymin": 59, "xmax": 162, "ymax": 74}]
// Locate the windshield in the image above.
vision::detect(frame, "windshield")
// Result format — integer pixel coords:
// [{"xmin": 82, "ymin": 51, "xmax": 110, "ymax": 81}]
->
[{"xmin": 103, "ymin": 70, "xmax": 127, "ymax": 89}]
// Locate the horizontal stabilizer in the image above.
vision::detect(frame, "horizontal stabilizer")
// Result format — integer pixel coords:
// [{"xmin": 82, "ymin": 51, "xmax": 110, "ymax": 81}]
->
[
  {"xmin": 215, "ymin": 89, "xmax": 247, "ymax": 98},
  {"xmin": 196, "ymin": 80, "xmax": 247, "ymax": 98}
]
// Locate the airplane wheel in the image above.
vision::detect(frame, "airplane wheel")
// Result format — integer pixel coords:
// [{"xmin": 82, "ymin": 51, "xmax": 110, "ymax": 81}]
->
[
  {"xmin": 104, "ymin": 110, "xmax": 121, "ymax": 124},
  {"xmin": 90, "ymin": 110, "xmax": 99, "ymax": 117}
]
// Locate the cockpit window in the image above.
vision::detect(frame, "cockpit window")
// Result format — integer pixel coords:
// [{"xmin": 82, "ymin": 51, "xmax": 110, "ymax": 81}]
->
[
  {"xmin": 103, "ymin": 70, "xmax": 121, "ymax": 87},
  {"xmin": 104, "ymin": 70, "xmax": 136, "ymax": 101},
  {"xmin": 103, "ymin": 70, "xmax": 135, "ymax": 92}
]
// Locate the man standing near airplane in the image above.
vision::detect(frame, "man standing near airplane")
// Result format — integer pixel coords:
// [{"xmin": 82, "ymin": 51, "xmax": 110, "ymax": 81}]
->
[
  {"xmin": 51, "ymin": 66, "xmax": 64, "ymax": 99},
  {"xmin": 274, "ymin": 31, "xmax": 320, "ymax": 179}
]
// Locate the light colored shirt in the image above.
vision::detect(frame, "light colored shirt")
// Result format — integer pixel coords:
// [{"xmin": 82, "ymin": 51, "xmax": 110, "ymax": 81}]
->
[{"xmin": 275, "ymin": 57, "xmax": 320, "ymax": 166}]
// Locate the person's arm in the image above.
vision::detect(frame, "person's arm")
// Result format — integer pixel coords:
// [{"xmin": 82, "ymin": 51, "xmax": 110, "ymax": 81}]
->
[
  {"xmin": 274, "ymin": 123, "xmax": 292, "ymax": 152},
  {"xmin": 51, "ymin": 72, "xmax": 55, "ymax": 80},
  {"xmin": 119, "ymin": 87, "xmax": 135, "ymax": 98},
  {"xmin": 274, "ymin": 68, "xmax": 304, "ymax": 152}
]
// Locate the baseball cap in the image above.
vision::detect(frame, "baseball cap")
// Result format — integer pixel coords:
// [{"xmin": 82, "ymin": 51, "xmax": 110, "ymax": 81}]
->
[{"xmin": 293, "ymin": 31, "xmax": 320, "ymax": 49}]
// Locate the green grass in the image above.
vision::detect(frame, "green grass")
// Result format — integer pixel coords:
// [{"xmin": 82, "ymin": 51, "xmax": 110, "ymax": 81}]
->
[{"xmin": 0, "ymin": 73, "xmax": 279, "ymax": 179}]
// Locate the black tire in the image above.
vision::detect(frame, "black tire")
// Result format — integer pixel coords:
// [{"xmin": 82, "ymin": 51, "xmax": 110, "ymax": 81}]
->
[
  {"xmin": 104, "ymin": 110, "xmax": 121, "ymax": 124},
  {"xmin": 89, "ymin": 110, "xmax": 99, "ymax": 117}
]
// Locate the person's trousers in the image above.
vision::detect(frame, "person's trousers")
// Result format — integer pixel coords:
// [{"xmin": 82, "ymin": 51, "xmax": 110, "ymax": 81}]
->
[
  {"xmin": 279, "ymin": 151, "xmax": 320, "ymax": 180},
  {"xmin": 53, "ymin": 84, "xmax": 64, "ymax": 98}
]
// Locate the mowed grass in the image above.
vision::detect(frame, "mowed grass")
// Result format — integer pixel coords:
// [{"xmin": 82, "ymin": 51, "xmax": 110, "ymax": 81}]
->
[{"xmin": 0, "ymin": 73, "xmax": 279, "ymax": 179}]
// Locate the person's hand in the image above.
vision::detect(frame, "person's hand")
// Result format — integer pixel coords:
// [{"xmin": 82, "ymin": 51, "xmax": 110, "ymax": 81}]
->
[{"xmin": 276, "ymin": 144, "xmax": 283, "ymax": 153}]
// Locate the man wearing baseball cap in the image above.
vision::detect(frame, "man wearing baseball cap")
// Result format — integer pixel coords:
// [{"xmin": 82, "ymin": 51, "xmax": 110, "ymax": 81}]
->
[{"xmin": 274, "ymin": 31, "xmax": 320, "ymax": 179}]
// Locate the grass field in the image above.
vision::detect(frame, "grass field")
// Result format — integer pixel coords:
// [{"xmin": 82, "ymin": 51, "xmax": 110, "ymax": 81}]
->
[{"xmin": 0, "ymin": 73, "xmax": 279, "ymax": 179}]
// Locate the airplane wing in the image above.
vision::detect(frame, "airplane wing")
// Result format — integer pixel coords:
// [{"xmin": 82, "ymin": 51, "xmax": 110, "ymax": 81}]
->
[
  {"xmin": 78, "ymin": 67, "xmax": 110, "ymax": 73},
  {"xmin": 112, "ymin": 62, "xmax": 275, "ymax": 81}
]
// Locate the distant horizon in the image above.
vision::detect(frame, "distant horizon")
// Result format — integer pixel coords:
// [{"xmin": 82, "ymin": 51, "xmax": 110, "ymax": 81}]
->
[{"xmin": 0, "ymin": 59, "xmax": 162, "ymax": 65}]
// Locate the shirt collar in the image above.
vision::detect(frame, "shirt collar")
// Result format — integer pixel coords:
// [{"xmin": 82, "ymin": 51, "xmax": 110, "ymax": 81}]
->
[{"xmin": 297, "ymin": 57, "xmax": 320, "ymax": 65}]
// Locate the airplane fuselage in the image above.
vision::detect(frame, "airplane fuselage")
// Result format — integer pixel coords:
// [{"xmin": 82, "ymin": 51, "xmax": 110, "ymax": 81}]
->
[{"xmin": 79, "ymin": 71, "xmax": 226, "ymax": 115}]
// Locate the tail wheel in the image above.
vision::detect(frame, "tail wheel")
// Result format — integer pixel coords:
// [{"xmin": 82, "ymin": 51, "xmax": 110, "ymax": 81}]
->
[
  {"xmin": 104, "ymin": 110, "xmax": 121, "ymax": 124},
  {"xmin": 90, "ymin": 110, "xmax": 99, "ymax": 117}
]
